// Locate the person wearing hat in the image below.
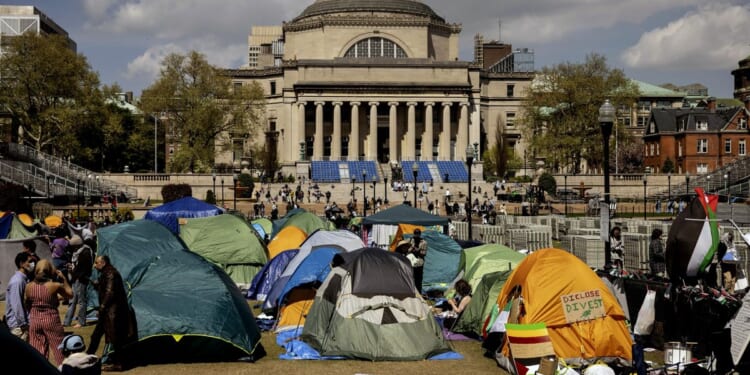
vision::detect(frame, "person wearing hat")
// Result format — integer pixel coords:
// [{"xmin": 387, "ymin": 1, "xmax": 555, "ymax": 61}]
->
[
  {"xmin": 63, "ymin": 235, "xmax": 94, "ymax": 328},
  {"xmin": 408, "ymin": 229, "xmax": 428, "ymax": 294},
  {"xmin": 58, "ymin": 334, "xmax": 101, "ymax": 374}
]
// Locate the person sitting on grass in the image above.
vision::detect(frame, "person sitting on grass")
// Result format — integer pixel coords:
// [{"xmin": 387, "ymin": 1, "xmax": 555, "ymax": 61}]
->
[{"xmin": 58, "ymin": 334, "xmax": 101, "ymax": 374}]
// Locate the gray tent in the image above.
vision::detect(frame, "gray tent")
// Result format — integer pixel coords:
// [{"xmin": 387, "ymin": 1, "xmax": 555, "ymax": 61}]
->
[{"xmin": 0, "ymin": 237, "xmax": 51, "ymax": 300}]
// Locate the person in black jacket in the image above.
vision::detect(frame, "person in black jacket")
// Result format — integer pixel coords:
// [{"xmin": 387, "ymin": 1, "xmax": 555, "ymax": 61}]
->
[{"xmin": 63, "ymin": 236, "xmax": 94, "ymax": 328}]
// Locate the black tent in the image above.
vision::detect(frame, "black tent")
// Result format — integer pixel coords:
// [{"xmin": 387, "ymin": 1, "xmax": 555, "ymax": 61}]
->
[{"xmin": 361, "ymin": 204, "xmax": 448, "ymax": 226}]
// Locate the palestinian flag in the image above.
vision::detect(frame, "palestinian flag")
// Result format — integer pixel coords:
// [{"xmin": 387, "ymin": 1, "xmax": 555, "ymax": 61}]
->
[
  {"xmin": 483, "ymin": 299, "xmax": 512, "ymax": 338},
  {"xmin": 665, "ymin": 187, "xmax": 719, "ymax": 278},
  {"xmin": 505, "ymin": 323, "xmax": 555, "ymax": 365}
]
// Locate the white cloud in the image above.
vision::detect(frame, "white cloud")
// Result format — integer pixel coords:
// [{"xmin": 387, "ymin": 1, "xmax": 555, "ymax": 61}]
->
[
  {"xmin": 81, "ymin": 0, "xmax": 117, "ymax": 19},
  {"xmin": 622, "ymin": 3, "xmax": 750, "ymax": 70},
  {"xmin": 124, "ymin": 38, "xmax": 247, "ymax": 83}
]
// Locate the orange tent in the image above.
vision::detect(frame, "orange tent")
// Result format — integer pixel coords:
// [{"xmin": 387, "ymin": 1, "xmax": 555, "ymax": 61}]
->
[
  {"xmin": 387, "ymin": 223, "xmax": 425, "ymax": 251},
  {"xmin": 44, "ymin": 215, "xmax": 63, "ymax": 228},
  {"xmin": 494, "ymin": 248, "xmax": 631, "ymax": 364},
  {"xmin": 276, "ymin": 288, "xmax": 316, "ymax": 331},
  {"xmin": 17, "ymin": 213, "xmax": 34, "ymax": 227},
  {"xmin": 267, "ymin": 226, "xmax": 307, "ymax": 259}
]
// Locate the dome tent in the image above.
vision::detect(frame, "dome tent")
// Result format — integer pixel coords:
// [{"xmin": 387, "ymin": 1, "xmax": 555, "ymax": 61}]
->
[{"xmin": 144, "ymin": 196, "xmax": 223, "ymax": 234}]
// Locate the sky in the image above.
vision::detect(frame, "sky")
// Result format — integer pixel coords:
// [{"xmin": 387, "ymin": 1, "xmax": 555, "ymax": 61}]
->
[{"xmin": 6, "ymin": 0, "xmax": 749, "ymax": 99}]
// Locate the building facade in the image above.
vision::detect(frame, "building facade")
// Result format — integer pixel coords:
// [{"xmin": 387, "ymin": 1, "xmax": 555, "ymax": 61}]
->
[
  {"xmin": 733, "ymin": 55, "xmax": 750, "ymax": 102},
  {"xmin": 224, "ymin": 0, "xmax": 534, "ymax": 178},
  {"xmin": 642, "ymin": 99, "xmax": 750, "ymax": 175}
]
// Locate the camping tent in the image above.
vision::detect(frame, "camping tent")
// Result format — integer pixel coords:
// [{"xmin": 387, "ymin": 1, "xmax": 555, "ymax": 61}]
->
[
  {"xmin": 493, "ymin": 248, "xmax": 632, "ymax": 368},
  {"xmin": 251, "ymin": 218, "xmax": 273, "ymax": 239},
  {"xmin": 421, "ymin": 231, "xmax": 463, "ymax": 292},
  {"xmin": 0, "ymin": 213, "xmax": 38, "ymax": 239},
  {"xmin": 451, "ymin": 270, "xmax": 512, "ymax": 335},
  {"xmin": 267, "ymin": 225, "xmax": 307, "ymax": 259},
  {"xmin": 143, "ymin": 196, "xmax": 223, "ymax": 234},
  {"xmin": 0, "ymin": 237, "xmax": 51, "ymax": 300},
  {"xmin": 179, "ymin": 214, "xmax": 268, "ymax": 289},
  {"xmin": 301, "ymin": 248, "xmax": 451, "ymax": 361},
  {"xmin": 361, "ymin": 204, "xmax": 448, "ymax": 226},
  {"xmin": 247, "ymin": 249, "xmax": 298, "ymax": 302},
  {"xmin": 125, "ymin": 250, "xmax": 265, "ymax": 364},
  {"xmin": 272, "ymin": 210, "xmax": 333, "ymax": 238},
  {"xmin": 461, "ymin": 244, "xmax": 525, "ymax": 293},
  {"xmin": 97, "ymin": 220, "xmax": 265, "ymax": 364}
]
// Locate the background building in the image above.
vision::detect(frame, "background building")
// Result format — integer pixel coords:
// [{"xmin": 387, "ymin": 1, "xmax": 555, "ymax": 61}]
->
[{"xmin": 224, "ymin": 0, "xmax": 534, "ymax": 182}]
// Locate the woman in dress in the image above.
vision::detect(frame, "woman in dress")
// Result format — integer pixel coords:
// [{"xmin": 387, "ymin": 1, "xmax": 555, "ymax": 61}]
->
[{"xmin": 25, "ymin": 258, "xmax": 73, "ymax": 365}]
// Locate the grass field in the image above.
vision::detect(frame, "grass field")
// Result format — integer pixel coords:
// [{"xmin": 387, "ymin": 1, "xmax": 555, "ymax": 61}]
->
[{"xmin": 4, "ymin": 301, "xmax": 508, "ymax": 374}]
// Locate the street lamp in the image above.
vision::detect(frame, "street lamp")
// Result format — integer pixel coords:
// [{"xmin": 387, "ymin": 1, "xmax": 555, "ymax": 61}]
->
[
  {"xmin": 564, "ymin": 174, "xmax": 568, "ymax": 217},
  {"xmin": 465, "ymin": 145, "xmax": 474, "ymax": 241},
  {"xmin": 685, "ymin": 172, "xmax": 690, "ymax": 196},
  {"xmin": 412, "ymin": 162, "xmax": 419, "ymax": 208},
  {"xmin": 76, "ymin": 178, "xmax": 81, "ymax": 218},
  {"xmin": 667, "ymin": 172, "xmax": 672, "ymax": 208},
  {"xmin": 642, "ymin": 175, "xmax": 647, "ymax": 220},
  {"xmin": 599, "ymin": 99, "xmax": 615, "ymax": 268},
  {"xmin": 233, "ymin": 173, "xmax": 238, "ymax": 211},
  {"xmin": 706, "ymin": 175, "xmax": 712, "ymax": 192},
  {"xmin": 384, "ymin": 176, "xmax": 389, "ymax": 204},
  {"xmin": 362, "ymin": 170, "xmax": 367, "ymax": 217},
  {"xmin": 352, "ymin": 177, "xmax": 356, "ymax": 201},
  {"xmin": 46, "ymin": 175, "xmax": 52, "ymax": 199},
  {"xmin": 221, "ymin": 177, "xmax": 225, "ymax": 208},
  {"xmin": 212, "ymin": 172, "xmax": 216, "ymax": 201},
  {"xmin": 372, "ymin": 176, "xmax": 377, "ymax": 210}
]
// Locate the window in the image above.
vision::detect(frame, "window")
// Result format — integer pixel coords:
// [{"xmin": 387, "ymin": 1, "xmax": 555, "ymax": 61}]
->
[
  {"xmin": 233, "ymin": 82, "xmax": 242, "ymax": 91},
  {"xmin": 649, "ymin": 121, "xmax": 655, "ymax": 133},
  {"xmin": 740, "ymin": 140, "xmax": 746, "ymax": 156},
  {"xmin": 697, "ymin": 139, "xmax": 708, "ymax": 153},
  {"xmin": 697, "ymin": 163, "xmax": 708, "ymax": 174},
  {"xmin": 696, "ymin": 120, "xmax": 708, "ymax": 130},
  {"xmin": 270, "ymin": 81, "xmax": 276, "ymax": 95},
  {"xmin": 343, "ymin": 37, "xmax": 408, "ymax": 58},
  {"xmin": 507, "ymin": 84, "xmax": 515, "ymax": 98},
  {"xmin": 506, "ymin": 112, "xmax": 516, "ymax": 127},
  {"xmin": 678, "ymin": 142, "xmax": 682, "ymax": 157},
  {"xmin": 618, "ymin": 116, "xmax": 631, "ymax": 127},
  {"xmin": 638, "ymin": 101, "xmax": 650, "ymax": 111},
  {"xmin": 656, "ymin": 100, "xmax": 672, "ymax": 108},
  {"xmin": 740, "ymin": 118, "xmax": 747, "ymax": 129},
  {"xmin": 725, "ymin": 139, "xmax": 732, "ymax": 153},
  {"xmin": 657, "ymin": 144, "xmax": 660, "ymax": 156},
  {"xmin": 650, "ymin": 144, "xmax": 655, "ymax": 156},
  {"xmin": 637, "ymin": 116, "xmax": 648, "ymax": 127}
]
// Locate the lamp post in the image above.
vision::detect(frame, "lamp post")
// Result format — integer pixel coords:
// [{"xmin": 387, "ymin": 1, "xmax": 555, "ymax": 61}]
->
[
  {"xmin": 46, "ymin": 175, "xmax": 52, "ymax": 199},
  {"xmin": 667, "ymin": 172, "xmax": 672, "ymax": 207},
  {"xmin": 372, "ymin": 176, "xmax": 377, "ymax": 210},
  {"xmin": 384, "ymin": 176, "xmax": 389, "ymax": 204},
  {"xmin": 465, "ymin": 145, "xmax": 474, "ymax": 241},
  {"xmin": 599, "ymin": 99, "xmax": 615, "ymax": 268},
  {"xmin": 564, "ymin": 174, "xmax": 568, "ymax": 217},
  {"xmin": 221, "ymin": 177, "xmax": 225, "ymax": 208},
  {"xmin": 412, "ymin": 162, "xmax": 419, "ymax": 208},
  {"xmin": 685, "ymin": 172, "xmax": 690, "ymax": 196},
  {"xmin": 212, "ymin": 172, "xmax": 216, "ymax": 201},
  {"xmin": 233, "ymin": 173, "xmax": 238, "ymax": 211},
  {"xmin": 362, "ymin": 170, "xmax": 367, "ymax": 217},
  {"xmin": 76, "ymin": 178, "xmax": 81, "ymax": 218},
  {"xmin": 706, "ymin": 175, "xmax": 712, "ymax": 192},
  {"xmin": 642, "ymin": 175, "xmax": 647, "ymax": 220},
  {"xmin": 352, "ymin": 178, "xmax": 356, "ymax": 201}
]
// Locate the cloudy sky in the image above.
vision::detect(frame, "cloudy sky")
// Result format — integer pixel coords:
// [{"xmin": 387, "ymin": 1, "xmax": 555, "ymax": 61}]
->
[{"xmin": 7, "ymin": 0, "xmax": 749, "ymax": 98}]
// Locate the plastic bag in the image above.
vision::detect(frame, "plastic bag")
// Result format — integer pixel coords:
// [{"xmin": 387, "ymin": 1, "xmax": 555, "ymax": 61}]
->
[{"xmin": 633, "ymin": 290, "xmax": 656, "ymax": 335}]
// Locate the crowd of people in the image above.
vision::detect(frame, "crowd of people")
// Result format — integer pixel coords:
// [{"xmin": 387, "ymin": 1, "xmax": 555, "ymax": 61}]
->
[{"xmin": 3, "ymin": 221, "xmax": 136, "ymax": 372}]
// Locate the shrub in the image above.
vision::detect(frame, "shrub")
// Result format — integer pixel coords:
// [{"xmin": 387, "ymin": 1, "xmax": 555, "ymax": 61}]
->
[
  {"xmin": 538, "ymin": 172, "xmax": 557, "ymax": 196},
  {"xmin": 205, "ymin": 190, "xmax": 217, "ymax": 204},
  {"xmin": 238, "ymin": 173, "xmax": 255, "ymax": 198},
  {"xmin": 161, "ymin": 183, "xmax": 192, "ymax": 203}
]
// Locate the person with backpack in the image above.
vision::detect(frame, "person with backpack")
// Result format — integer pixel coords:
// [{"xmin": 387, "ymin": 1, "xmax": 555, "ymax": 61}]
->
[{"xmin": 63, "ymin": 236, "xmax": 94, "ymax": 328}]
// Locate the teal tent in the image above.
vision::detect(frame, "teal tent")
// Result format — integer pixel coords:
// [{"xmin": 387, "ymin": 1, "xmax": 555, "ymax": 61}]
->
[
  {"xmin": 420, "ymin": 231, "xmax": 462, "ymax": 292},
  {"xmin": 96, "ymin": 220, "xmax": 265, "ymax": 364},
  {"xmin": 179, "ymin": 214, "xmax": 268, "ymax": 289}
]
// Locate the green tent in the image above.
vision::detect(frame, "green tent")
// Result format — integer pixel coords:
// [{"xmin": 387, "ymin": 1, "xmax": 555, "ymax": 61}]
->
[
  {"xmin": 302, "ymin": 248, "xmax": 450, "ymax": 360},
  {"xmin": 461, "ymin": 244, "xmax": 525, "ymax": 293},
  {"xmin": 97, "ymin": 220, "xmax": 265, "ymax": 364},
  {"xmin": 451, "ymin": 270, "xmax": 512, "ymax": 335},
  {"xmin": 272, "ymin": 209, "xmax": 333, "ymax": 238},
  {"xmin": 179, "ymin": 214, "xmax": 268, "ymax": 289},
  {"xmin": 8, "ymin": 214, "xmax": 36, "ymax": 239},
  {"xmin": 251, "ymin": 218, "xmax": 272, "ymax": 238},
  {"xmin": 362, "ymin": 204, "xmax": 448, "ymax": 226}
]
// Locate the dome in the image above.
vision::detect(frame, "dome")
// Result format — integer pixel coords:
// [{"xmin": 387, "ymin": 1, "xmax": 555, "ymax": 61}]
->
[{"xmin": 294, "ymin": 0, "xmax": 444, "ymax": 22}]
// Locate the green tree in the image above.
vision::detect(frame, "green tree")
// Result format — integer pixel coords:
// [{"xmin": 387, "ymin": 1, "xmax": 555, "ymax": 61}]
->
[
  {"xmin": 0, "ymin": 33, "xmax": 102, "ymax": 156},
  {"xmin": 139, "ymin": 51, "xmax": 266, "ymax": 173},
  {"xmin": 520, "ymin": 54, "xmax": 639, "ymax": 174},
  {"xmin": 661, "ymin": 158, "xmax": 675, "ymax": 173},
  {"xmin": 538, "ymin": 172, "xmax": 557, "ymax": 196}
]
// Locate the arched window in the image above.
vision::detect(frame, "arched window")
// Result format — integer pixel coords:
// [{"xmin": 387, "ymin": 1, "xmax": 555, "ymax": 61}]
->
[{"xmin": 344, "ymin": 37, "xmax": 408, "ymax": 58}]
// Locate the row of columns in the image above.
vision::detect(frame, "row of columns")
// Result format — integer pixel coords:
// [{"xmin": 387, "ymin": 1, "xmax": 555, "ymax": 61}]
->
[{"xmin": 297, "ymin": 100, "xmax": 470, "ymax": 161}]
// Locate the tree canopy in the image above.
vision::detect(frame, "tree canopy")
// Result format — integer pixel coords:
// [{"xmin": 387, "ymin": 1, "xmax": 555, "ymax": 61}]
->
[
  {"xmin": 139, "ymin": 51, "xmax": 266, "ymax": 173},
  {"xmin": 0, "ymin": 33, "xmax": 102, "ymax": 155},
  {"xmin": 520, "ymin": 53, "xmax": 639, "ymax": 174}
]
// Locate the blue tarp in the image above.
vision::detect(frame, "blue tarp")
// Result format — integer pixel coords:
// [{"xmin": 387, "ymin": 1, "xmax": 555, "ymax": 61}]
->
[
  {"xmin": 247, "ymin": 249, "xmax": 299, "ymax": 301},
  {"xmin": 0, "ymin": 214, "xmax": 12, "ymax": 239},
  {"xmin": 143, "ymin": 197, "xmax": 223, "ymax": 234}
]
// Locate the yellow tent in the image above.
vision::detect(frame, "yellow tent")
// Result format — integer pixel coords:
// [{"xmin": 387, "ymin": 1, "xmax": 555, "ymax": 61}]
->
[
  {"xmin": 44, "ymin": 215, "xmax": 63, "ymax": 228},
  {"xmin": 267, "ymin": 226, "xmax": 307, "ymax": 259},
  {"xmin": 276, "ymin": 288, "xmax": 316, "ymax": 331},
  {"xmin": 17, "ymin": 213, "xmax": 33, "ymax": 227},
  {"xmin": 387, "ymin": 223, "xmax": 425, "ymax": 251},
  {"xmin": 495, "ymin": 248, "xmax": 632, "ymax": 363}
]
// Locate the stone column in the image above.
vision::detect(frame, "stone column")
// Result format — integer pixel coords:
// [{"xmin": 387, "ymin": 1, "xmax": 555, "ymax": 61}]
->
[
  {"xmin": 314, "ymin": 101, "xmax": 324, "ymax": 159},
  {"xmin": 441, "ymin": 102, "xmax": 452, "ymax": 159},
  {"xmin": 298, "ymin": 102, "xmax": 306, "ymax": 159},
  {"xmin": 459, "ymin": 102, "xmax": 469, "ymax": 159},
  {"xmin": 369, "ymin": 102, "xmax": 378, "ymax": 160},
  {"xmin": 332, "ymin": 102, "xmax": 342, "ymax": 159},
  {"xmin": 349, "ymin": 102, "xmax": 360, "ymax": 160},
  {"xmin": 389, "ymin": 102, "xmax": 398, "ymax": 162},
  {"xmin": 406, "ymin": 102, "xmax": 417, "ymax": 160},
  {"xmin": 423, "ymin": 102, "xmax": 434, "ymax": 161}
]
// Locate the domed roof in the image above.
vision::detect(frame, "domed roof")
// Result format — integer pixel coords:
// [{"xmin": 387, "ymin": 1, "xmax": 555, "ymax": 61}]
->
[{"xmin": 294, "ymin": 0, "xmax": 443, "ymax": 22}]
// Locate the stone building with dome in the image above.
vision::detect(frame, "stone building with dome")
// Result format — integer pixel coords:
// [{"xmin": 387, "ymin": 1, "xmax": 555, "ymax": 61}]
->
[{"xmin": 223, "ymin": 0, "xmax": 534, "ymax": 182}]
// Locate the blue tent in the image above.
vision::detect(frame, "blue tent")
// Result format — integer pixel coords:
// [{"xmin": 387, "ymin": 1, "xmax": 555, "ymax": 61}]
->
[
  {"xmin": 144, "ymin": 197, "xmax": 223, "ymax": 234},
  {"xmin": 247, "ymin": 249, "xmax": 299, "ymax": 302},
  {"xmin": 421, "ymin": 231, "xmax": 463, "ymax": 292}
]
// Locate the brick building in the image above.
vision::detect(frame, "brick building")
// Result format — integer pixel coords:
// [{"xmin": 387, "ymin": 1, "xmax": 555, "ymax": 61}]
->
[{"xmin": 643, "ymin": 98, "xmax": 750, "ymax": 174}]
